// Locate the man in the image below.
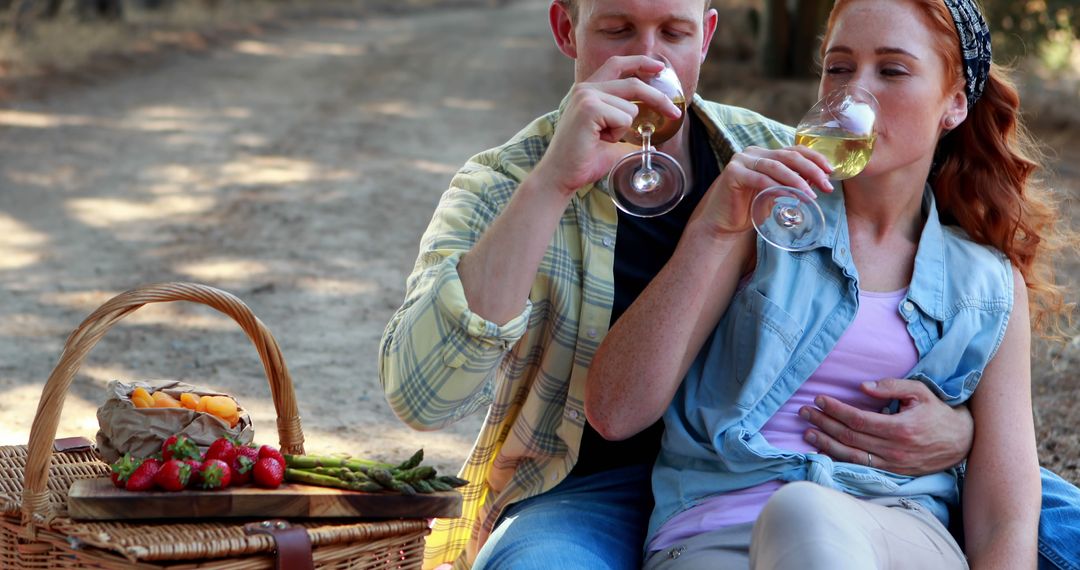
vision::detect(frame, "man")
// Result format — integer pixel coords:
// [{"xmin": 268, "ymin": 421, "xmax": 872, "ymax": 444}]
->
[{"xmin": 379, "ymin": 1, "xmax": 1079, "ymax": 569}]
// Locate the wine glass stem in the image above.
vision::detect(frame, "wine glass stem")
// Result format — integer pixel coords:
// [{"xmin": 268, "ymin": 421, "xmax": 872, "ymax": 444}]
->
[{"xmin": 640, "ymin": 127, "xmax": 654, "ymax": 172}]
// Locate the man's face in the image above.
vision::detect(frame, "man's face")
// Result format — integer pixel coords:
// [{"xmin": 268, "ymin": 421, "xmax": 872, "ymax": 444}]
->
[{"xmin": 566, "ymin": 0, "xmax": 716, "ymax": 99}]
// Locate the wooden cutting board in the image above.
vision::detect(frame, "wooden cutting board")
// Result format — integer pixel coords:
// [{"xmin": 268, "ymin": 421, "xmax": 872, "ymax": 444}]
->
[{"xmin": 67, "ymin": 478, "xmax": 462, "ymax": 521}]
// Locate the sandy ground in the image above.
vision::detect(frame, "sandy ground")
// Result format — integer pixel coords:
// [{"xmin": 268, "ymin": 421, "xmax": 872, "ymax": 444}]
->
[{"xmin": 1, "ymin": 0, "xmax": 1077, "ymax": 483}]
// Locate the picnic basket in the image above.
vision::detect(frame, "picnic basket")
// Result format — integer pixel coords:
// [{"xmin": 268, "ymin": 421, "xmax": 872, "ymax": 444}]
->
[{"xmin": 0, "ymin": 282, "xmax": 430, "ymax": 569}]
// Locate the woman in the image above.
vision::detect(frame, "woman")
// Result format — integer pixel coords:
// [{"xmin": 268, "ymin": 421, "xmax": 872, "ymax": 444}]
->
[{"xmin": 585, "ymin": 0, "xmax": 1070, "ymax": 567}]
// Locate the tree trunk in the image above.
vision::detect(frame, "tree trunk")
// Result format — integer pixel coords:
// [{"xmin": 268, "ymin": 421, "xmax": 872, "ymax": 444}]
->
[
  {"xmin": 759, "ymin": 0, "xmax": 792, "ymax": 78},
  {"xmin": 759, "ymin": 0, "xmax": 831, "ymax": 79}
]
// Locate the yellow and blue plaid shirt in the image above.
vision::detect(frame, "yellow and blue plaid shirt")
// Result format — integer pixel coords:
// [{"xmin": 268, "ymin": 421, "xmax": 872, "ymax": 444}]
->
[{"xmin": 379, "ymin": 94, "xmax": 793, "ymax": 569}]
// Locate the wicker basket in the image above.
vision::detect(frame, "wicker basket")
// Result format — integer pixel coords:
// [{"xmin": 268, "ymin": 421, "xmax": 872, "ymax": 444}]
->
[{"xmin": 0, "ymin": 282, "xmax": 429, "ymax": 569}]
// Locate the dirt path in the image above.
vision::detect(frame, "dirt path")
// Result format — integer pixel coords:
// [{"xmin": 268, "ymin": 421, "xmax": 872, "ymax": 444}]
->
[{"xmin": 0, "ymin": 0, "xmax": 570, "ymax": 473}]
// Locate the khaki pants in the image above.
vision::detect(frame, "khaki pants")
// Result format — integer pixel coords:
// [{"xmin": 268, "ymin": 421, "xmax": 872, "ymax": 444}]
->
[{"xmin": 644, "ymin": 482, "xmax": 967, "ymax": 570}]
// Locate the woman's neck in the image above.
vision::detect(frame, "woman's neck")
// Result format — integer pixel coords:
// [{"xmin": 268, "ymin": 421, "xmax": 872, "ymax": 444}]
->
[
  {"xmin": 842, "ymin": 165, "xmax": 929, "ymax": 244},
  {"xmin": 841, "ymin": 165, "xmax": 931, "ymax": 292}
]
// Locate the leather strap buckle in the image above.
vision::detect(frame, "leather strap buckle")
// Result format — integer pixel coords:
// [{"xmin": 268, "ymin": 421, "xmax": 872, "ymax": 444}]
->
[
  {"xmin": 244, "ymin": 519, "xmax": 314, "ymax": 570},
  {"xmin": 53, "ymin": 436, "xmax": 94, "ymax": 453}
]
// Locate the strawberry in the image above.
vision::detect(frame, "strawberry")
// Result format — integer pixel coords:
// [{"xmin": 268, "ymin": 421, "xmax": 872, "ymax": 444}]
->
[
  {"xmin": 236, "ymin": 444, "xmax": 259, "ymax": 463},
  {"xmin": 228, "ymin": 445, "xmax": 259, "ymax": 486},
  {"xmin": 257, "ymin": 445, "xmax": 285, "ymax": 469},
  {"xmin": 153, "ymin": 459, "xmax": 192, "ymax": 492},
  {"xmin": 252, "ymin": 457, "xmax": 284, "ymax": 489},
  {"xmin": 231, "ymin": 454, "xmax": 256, "ymax": 486},
  {"xmin": 161, "ymin": 434, "xmax": 199, "ymax": 461},
  {"xmin": 109, "ymin": 453, "xmax": 140, "ymax": 489},
  {"xmin": 205, "ymin": 437, "xmax": 237, "ymax": 464},
  {"xmin": 184, "ymin": 458, "xmax": 204, "ymax": 487},
  {"xmin": 125, "ymin": 458, "xmax": 162, "ymax": 492},
  {"xmin": 198, "ymin": 458, "xmax": 232, "ymax": 490}
]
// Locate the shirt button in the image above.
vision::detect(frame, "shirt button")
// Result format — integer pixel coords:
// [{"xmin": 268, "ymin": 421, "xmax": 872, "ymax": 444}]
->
[
  {"xmin": 551, "ymin": 472, "xmax": 559, "ymax": 482},
  {"xmin": 902, "ymin": 301, "xmax": 915, "ymax": 313},
  {"xmin": 602, "ymin": 237, "xmax": 614, "ymax": 248},
  {"xmin": 840, "ymin": 247, "xmax": 847, "ymax": 256},
  {"xmin": 586, "ymin": 328, "xmax": 597, "ymax": 338},
  {"xmin": 569, "ymin": 410, "xmax": 579, "ymax": 420}
]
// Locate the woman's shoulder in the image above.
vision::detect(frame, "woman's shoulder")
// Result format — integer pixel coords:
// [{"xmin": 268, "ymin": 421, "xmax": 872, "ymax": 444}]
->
[{"xmin": 936, "ymin": 224, "xmax": 1014, "ymax": 313}]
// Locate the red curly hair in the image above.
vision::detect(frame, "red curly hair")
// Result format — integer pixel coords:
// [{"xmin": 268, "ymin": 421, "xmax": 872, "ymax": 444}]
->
[{"xmin": 823, "ymin": 0, "xmax": 1072, "ymax": 335}]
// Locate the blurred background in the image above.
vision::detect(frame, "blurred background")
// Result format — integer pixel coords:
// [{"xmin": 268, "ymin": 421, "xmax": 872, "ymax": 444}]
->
[{"xmin": 0, "ymin": 0, "xmax": 1077, "ymax": 481}]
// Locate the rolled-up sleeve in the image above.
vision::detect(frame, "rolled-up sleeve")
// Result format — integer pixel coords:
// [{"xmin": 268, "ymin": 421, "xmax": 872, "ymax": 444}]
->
[{"xmin": 379, "ymin": 164, "xmax": 530, "ymax": 430}]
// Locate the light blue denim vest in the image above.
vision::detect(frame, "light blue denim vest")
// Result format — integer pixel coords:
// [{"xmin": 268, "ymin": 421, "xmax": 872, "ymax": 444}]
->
[{"xmin": 649, "ymin": 184, "xmax": 1015, "ymax": 542}]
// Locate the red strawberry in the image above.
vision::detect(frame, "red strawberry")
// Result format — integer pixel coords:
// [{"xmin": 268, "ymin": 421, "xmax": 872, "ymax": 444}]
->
[
  {"xmin": 198, "ymin": 458, "xmax": 232, "ymax": 490},
  {"xmin": 161, "ymin": 434, "xmax": 199, "ymax": 461},
  {"xmin": 153, "ymin": 459, "xmax": 192, "ymax": 492},
  {"xmin": 109, "ymin": 453, "xmax": 140, "ymax": 488},
  {"xmin": 205, "ymin": 437, "xmax": 238, "ymax": 464},
  {"xmin": 125, "ymin": 458, "xmax": 162, "ymax": 492},
  {"xmin": 252, "ymin": 457, "xmax": 284, "ymax": 489},
  {"xmin": 257, "ymin": 445, "xmax": 285, "ymax": 469},
  {"xmin": 231, "ymin": 454, "xmax": 256, "ymax": 486},
  {"xmin": 236, "ymin": 444, "xmax": 259, "ymax": 463},
  {"xmin": 184, "ymin": 458, "xmax": 204, "ymax": 487}
]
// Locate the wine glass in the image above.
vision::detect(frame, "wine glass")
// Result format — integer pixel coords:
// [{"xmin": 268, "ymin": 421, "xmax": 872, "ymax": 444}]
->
[
  {"xmin": 750, "ymin": 85, "xmax": 879, "ymax": 251},
  {"xmin": 606, "ymin": 65, "xmax": 687, "ymax": 218}
]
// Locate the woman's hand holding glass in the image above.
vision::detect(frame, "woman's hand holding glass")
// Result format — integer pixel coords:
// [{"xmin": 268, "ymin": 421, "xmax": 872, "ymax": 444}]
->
[
  {"xmin": 750, "ymin": 85, "xmax": 880, "ymax": 251},
  {"xmin": 689, "ymin": 146, "xmax": 834, "ymax": 241}
]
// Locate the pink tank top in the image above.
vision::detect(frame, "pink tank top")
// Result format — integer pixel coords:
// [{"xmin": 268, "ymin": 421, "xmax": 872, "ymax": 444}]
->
[{"xmin": 648, "ymin": 288, "xmax": 919, "ymax": 552}]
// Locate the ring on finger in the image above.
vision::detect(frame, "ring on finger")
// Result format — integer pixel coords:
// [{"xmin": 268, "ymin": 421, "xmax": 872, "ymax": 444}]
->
[
  {"xmin": 867, "ymin": 452, "xmax": 874, "ymax": 468},
  {"xmin": 752, "ymin": 157, "xmax": 764, "ymax": 172}
]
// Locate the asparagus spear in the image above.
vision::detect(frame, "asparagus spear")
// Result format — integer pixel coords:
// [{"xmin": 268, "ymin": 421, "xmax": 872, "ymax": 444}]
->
[{"xmin": 285, "ymin": 468, "xmax": 381, "ymax": 492}]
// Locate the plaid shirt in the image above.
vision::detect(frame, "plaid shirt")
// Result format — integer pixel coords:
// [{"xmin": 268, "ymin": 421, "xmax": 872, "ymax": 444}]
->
[{"xmin": 379, "ymin": 94, "xmax": 793, "ymax": 569}]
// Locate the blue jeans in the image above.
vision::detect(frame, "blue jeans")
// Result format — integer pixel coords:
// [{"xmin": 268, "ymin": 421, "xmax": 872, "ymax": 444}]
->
[
  {"xmin": 472, "ymin": 464, "xmax": 1079, "ymax": 570},
  {"xmin": 472, "ymin": 464, "xmax": 654, "ymax": 570},
  {"xmin": 1039, "ymin": 467, "xmax": 1080, "ymax": 570}
]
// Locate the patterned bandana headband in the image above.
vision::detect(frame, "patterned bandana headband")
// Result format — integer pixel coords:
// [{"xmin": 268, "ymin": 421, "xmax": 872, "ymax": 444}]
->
[{"xmin": 943, "ymin": 0, "xmax": 993, "ymax": 108}]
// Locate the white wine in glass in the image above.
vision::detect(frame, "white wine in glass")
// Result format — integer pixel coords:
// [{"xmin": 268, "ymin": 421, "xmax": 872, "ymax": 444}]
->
[
  {"xmin": 751, "ymin": 85, "xmax": 880, "ymax": 251},
  {"xmin": 794, "ymin": 127, "xmax": 875, "ymax": 181},
  {"xmin": 624, "ymin": 97, "xmax": 688, "ymax": 146},
  {"xmin": 606, "ymin": 66, "xmax": 687, "ymax": 218}
]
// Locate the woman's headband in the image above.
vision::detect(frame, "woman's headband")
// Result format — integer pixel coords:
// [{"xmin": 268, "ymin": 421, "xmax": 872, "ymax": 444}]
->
[{"xmin": 943, "ymin": 0, "xmax": 992, "ymax": 108}]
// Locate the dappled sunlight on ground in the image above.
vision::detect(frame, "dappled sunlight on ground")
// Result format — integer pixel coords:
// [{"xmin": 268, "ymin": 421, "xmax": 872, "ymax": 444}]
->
[
  {"xmin": 0, "ymin": 109, "xmax": 98, "ymax": 129},
  {"xmin": 233, "ymin": 38, "xmax": 371, "ymax": 58},
  {"xmin": 0, "ymin": 212, "xmax": 49, "ymax": 271},
  {"xmin": 0, "ymin": 385, "xmax": 103, "ymax": 446},
  {"xmin": 359, "ymin": 100, "xmax": 432, "ymax": 120},
  {"xmin": 176, "ymin": 258, "xmax": 272, "ymax": 283},
  {"xmin": 68, "ymin": 195, "xmax": 217, "ymax": 227},
  {"xmin": 294, "ymin": 276, "xmax": 378, "ymax": 297},
  {"xmin": 407, "ymin": 159, "xmax": 460, "ymax": 175},
  {"xmin": 442, "ymin": 97, "xmax": 497, "ymax": 112},
  {"xmin": 219, "ymin": 156, "xmax": 353, "ymax": 186}
]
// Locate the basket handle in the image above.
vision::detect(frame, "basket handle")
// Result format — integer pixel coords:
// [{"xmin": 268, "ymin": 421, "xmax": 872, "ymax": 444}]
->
[{"xmin": 22, "ymin": 282, "xmax": 305, "ymax": 526}]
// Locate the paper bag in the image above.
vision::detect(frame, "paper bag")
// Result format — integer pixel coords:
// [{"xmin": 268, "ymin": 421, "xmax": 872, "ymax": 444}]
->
[{"xmin": 96, "ymin": 379, "xmax": 253, "ymax": 463}]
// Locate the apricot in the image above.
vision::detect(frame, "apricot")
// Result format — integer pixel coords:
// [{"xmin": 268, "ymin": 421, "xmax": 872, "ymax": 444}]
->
[
  {"xmin": 179, "ymin": 392, "xmax": 200, "ymax": 410},
  {"xmin": 205, "ymin": 395, "xmax": 238, "ymax": 419},
  {"xmin": 151, "ymin": 391, "xmax": 182, "ymax": 408},
  {"xmin": 130, "ymin": 387, "xmax": 153, "ymax": 408}
]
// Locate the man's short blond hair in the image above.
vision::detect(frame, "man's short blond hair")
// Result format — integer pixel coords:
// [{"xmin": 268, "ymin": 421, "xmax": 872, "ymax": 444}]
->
[{"xmin": 556, "ymin": 0, "xmax": 713, "ymax": 24}]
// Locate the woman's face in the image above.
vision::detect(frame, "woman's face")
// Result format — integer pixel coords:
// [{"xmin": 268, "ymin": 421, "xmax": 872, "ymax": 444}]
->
[{"xmin": 820, "ymin": 0, "xmax": 967, "ymax": 178}]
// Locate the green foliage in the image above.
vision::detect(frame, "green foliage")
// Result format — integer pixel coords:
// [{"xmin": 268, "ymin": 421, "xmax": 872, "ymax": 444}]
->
[{"xmin": 981, "ymin": 0, "xmax": 1078, "ymax": 64}]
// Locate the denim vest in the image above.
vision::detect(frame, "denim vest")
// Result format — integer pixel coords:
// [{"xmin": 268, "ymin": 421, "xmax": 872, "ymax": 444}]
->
[{"xmin": 649, "ymin": 184, "xmax": 1015, "ymax": 541}]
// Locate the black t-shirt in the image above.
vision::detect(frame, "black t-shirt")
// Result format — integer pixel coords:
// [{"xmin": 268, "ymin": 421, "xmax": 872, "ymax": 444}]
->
[{"xmin": 571, "ymin": 110, "xmax": 722, "ymax": 476}]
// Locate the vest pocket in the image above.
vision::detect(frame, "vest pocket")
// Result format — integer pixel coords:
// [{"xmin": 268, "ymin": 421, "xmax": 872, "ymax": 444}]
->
[{"xmin": 731, "ymin": 288, "xmax": 804, "ymax": 409}]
